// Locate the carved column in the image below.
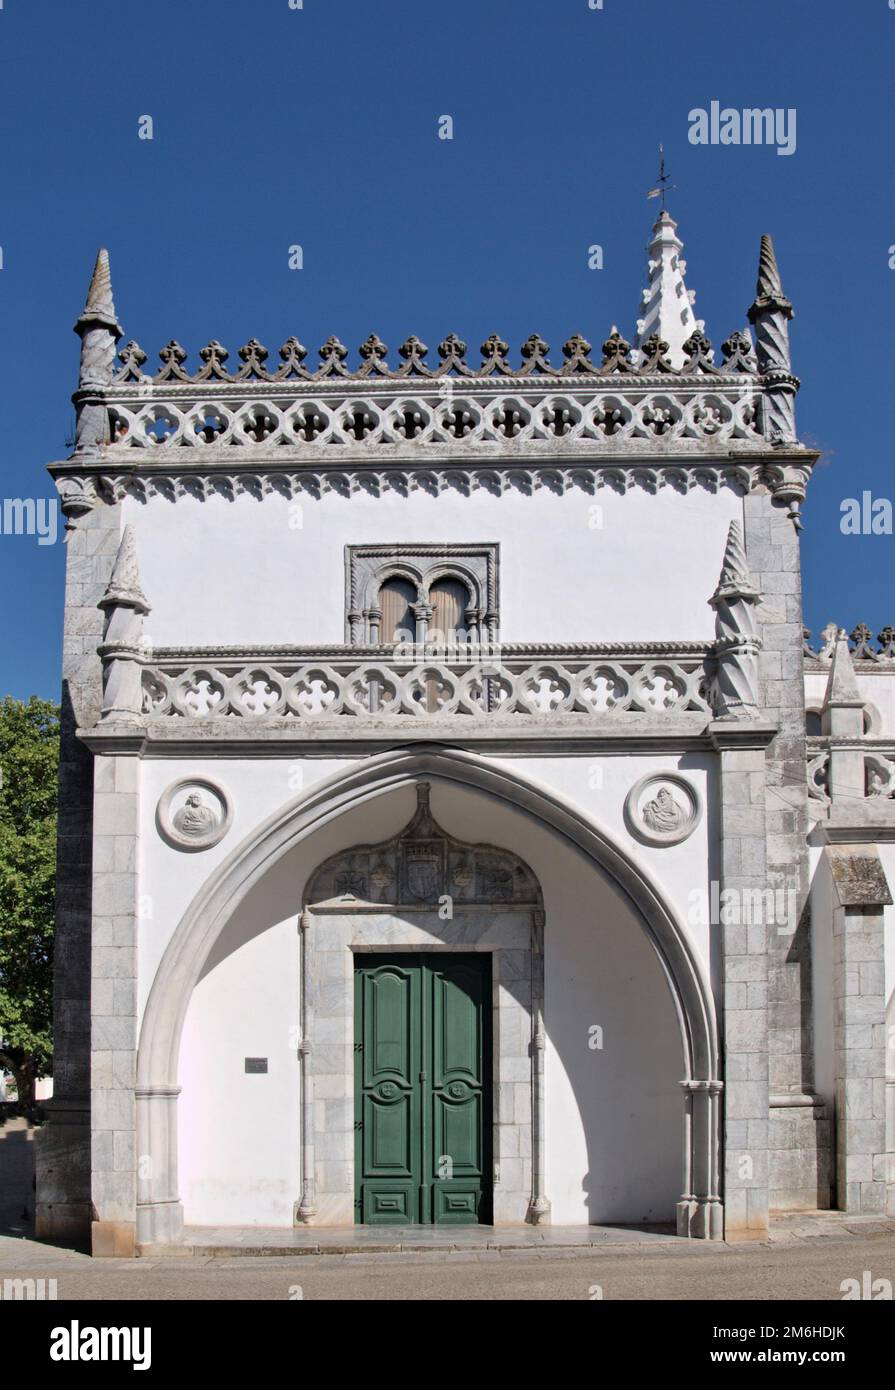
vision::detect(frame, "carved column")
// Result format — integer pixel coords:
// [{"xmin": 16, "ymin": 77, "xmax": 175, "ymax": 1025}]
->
[
  {"xmin": 677, "ymin": 1080, "xmax": 723, "ymax": 1238},
  {"xmin": 528, "ymin": 908, "xmax": 550, "ymax": 1224},
  {"xmin": 412, "ymin": 601, "xmax": 433, "ymax": 646},
  {"xmin": 135, "ymin": 1084, "xmax": 183, "ymax": 1244},
  {"xmin": 296, "ymin": 907, "xmax": 317, "ymax": 1222}
]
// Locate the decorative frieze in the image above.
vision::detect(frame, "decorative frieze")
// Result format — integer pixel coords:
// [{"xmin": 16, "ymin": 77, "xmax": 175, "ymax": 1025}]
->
[{"xmin": 54, "ymin": 463, "xmax": 769, "ymax": 515}]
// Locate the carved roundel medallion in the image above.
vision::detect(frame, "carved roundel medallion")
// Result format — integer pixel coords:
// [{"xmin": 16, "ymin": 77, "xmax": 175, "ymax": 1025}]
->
[
  {"xmin": 624, "ymin": 772, "xmax": 702, "ymax": 848},
  {"xmin": 157, "ymin": 776, "xmax": 233, "ymax": 852}
]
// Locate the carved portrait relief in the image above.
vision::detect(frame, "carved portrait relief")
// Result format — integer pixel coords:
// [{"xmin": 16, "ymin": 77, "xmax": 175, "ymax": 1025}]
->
[
  {"xmin": 157, "ymin": 777, "xmax": 233, "ymax": 851},
  {"xmin": 624, "ymin": 772, "xmax": 702, "ymax": 847}
]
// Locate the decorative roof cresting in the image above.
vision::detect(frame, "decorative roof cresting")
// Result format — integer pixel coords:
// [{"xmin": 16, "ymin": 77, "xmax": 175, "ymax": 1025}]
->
[{"xmin": 57, "ymin": 213, "xmax": 815, "ymax": 518}]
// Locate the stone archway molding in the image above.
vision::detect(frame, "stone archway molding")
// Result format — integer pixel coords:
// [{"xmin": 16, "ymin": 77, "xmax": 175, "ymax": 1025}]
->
[{"xmin": 135, "ymin": 744, "xmax": 722, "ymax": 1243}]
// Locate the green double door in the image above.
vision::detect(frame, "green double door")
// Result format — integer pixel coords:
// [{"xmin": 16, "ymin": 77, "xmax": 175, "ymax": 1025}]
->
[{"xmin": 354, "ymin": 954, "xmax": 492, "ymax": 1225}]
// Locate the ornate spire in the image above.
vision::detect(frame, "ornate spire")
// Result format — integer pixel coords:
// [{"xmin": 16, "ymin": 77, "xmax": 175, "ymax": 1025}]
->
[
  {"xmin": 711, "ymin": 520, "xmax": 760, "ymax": 604},
  {"xmin": 73, "ymin": 249, "xmax": 124, "ymax": 452},
  {"xmin": 636, "ymin": 211, "xmax": 703, "ymax": 370},
  {"xmin": 74, "ymin": 249, "xmax": 122, "ymax": 339},
  {"xmin": 99, "ymin": 525, "xmax": 150, "ymax": 615},
  {"xmin": 822, "ymin": 629, "xmax": 863, "ymax": 711},
  {"xmin": 708, "ymin": 522, "xmax": 762, "ymax": 719},
  {"xmin": 749, "ymin": 235, "xmax": 793, "ymax": 322},
  {"xmin": 746, "ymin": 234, "xmax": 799, "ymax": 443}
]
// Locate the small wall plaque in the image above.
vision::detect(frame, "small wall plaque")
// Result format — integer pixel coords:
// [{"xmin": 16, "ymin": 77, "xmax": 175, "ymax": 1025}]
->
[{"xmin": 245, "ymin": 1057, "xmax": 268, "ymax": 1074}]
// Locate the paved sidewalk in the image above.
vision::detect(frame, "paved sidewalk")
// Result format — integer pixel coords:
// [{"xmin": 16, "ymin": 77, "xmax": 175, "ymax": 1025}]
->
[
  {"xmin": 147, "ymin": 1210, "xmax": 895, "ymax": 1257},
  {"xmin": 4, "ymin": 1117, "xmax": 894, "ymax": 1268},
  {"xmin": 161, "ymin": 1219, "xmax": 679, "ymax": 1258}
]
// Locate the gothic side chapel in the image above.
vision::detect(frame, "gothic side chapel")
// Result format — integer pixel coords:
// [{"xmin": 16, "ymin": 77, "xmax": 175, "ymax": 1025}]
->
[{"xmin": 37, "ymin": 206, "xmax": 895, "ymax": 1255}]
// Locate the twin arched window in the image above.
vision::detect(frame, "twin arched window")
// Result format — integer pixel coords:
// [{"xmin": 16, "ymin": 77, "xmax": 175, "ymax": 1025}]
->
[
  {"xmin": 379, "ymin": 578, "xmax": 416, "ymax": 644},
  {"xmin": 378, "ymin": 575, "xmax": 470, "ymax": 644},
  {"xmin": 346, "ymin": 545, "xmax": 498, "ymax": 647}
]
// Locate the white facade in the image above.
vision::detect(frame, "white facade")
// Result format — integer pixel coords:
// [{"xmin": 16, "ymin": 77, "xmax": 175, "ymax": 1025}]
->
[{"xmin": 34, "ymin": 220, "xmax": 895, "ymax": 1255}]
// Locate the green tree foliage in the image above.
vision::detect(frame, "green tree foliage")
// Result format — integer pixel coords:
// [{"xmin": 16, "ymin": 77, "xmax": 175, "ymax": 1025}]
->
[{"xmin": 0, "ymin": 696, "xmax": 59, "ymax": 1109}]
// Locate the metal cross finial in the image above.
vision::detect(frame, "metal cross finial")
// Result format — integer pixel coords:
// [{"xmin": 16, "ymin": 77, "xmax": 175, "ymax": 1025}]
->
[{"xmin": 647, "ymin": 144, "xmax": 676, "ymax": 211}]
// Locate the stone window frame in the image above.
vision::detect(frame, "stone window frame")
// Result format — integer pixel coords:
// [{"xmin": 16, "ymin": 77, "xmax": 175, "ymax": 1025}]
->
[{"xmin": 344, "ymin": 543, "xmax": 500, "ymax": 646}]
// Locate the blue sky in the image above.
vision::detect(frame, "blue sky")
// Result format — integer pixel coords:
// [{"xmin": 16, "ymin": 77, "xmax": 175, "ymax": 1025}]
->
[{"xmin": 0, "ymin": 0, "xmax": 893, "ymax": 699}]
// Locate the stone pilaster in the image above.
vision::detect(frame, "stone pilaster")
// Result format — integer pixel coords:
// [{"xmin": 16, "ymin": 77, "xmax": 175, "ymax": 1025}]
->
[
  {"xmin": 35, "ymin": 501, "xmax": 123, "ymax": 1244},
  {"xmin": 742, "ymin": 489, "xmax": 832, "ymax": 1212},
  {"xmin": 822, "ymin": 631, "xmax": 866, "ymax": 805},
  {"xmin": 711, "ymin": 725, "xmax": 773, "ymax": 1239},
  {"xmin": 826, "ymin": 845, "xmax": 891, "ymax": 1214},
  {"xmin": 90, "ymin": 753, "xmax": 140, "ymax": 1257}
]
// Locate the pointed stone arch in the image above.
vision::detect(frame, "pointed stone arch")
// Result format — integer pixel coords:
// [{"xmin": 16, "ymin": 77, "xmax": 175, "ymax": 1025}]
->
[{"xmin": 135, "ymin": 745, "xmax": 721, "ymax": 1243}]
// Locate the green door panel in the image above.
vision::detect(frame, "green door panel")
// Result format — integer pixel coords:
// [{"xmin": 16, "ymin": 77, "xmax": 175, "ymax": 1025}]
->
[{"xmin": 354, "ymin": 953, "xmax": 492, "ymax": 1225}]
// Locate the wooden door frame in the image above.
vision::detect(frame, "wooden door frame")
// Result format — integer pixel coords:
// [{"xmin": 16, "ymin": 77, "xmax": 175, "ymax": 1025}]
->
[{"xmin": 353, "ymin": 952, "xmax": 493, "ymax": 1225}]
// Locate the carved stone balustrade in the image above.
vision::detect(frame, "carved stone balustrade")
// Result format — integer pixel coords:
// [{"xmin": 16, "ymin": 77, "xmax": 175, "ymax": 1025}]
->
[
  {"xmin": 74, "ymin": 642, "xmax": 724, "ymax": 751},
  {"xmin": 139, "ymin": 644, "xmax": 711, "ymax": 723},
  {"xmin": 99, "ymin": 382, "xmax": 764, "ymax": 457},
  {"xmin": 806, "ymin": 735, "xmax": 895, "ymax": 814}
]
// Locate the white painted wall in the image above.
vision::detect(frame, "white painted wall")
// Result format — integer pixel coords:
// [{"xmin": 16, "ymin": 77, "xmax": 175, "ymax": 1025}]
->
[
  {"xmin": 804, "ymin": 669, "xmax": 895, "ymax": 737},
  {"xmin": 123, "ymin": 485, "xmax": 743, "ymax": 648},
  {"xmin": 174, "ymin": 778, "xmax": 690, "ymax": 1228},
  {"xmin": 878, "ymin": 844, "xmax": 895, "ymax": 1076},
  {"xmin": 138, "ymin": 750, "xmax": 718, "ymax": 1029}
]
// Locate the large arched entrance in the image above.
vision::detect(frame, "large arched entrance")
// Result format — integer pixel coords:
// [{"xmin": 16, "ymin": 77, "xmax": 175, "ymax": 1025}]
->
[{"xmin": 136, "ymin": 747, "xmax": 722, "ymax": 1242}]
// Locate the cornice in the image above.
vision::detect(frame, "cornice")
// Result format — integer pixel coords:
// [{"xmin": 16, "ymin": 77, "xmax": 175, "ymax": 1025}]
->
[
  {"xmin": 77, "ymin": 713, "xmax": 719, "ymax": 758},
  {"xmin": 49, "ymin": 450, "xmax": 818, "ymax": 512}
]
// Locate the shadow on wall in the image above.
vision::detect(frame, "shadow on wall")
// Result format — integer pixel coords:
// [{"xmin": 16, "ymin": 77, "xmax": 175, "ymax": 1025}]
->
[
  {"xmin": 542, "ymin": 863, "xmax": 684, "ymax": 1227},
  {"xmin": 0, "ymin": 1117, "xmax": 37, "ymax": 1237}
]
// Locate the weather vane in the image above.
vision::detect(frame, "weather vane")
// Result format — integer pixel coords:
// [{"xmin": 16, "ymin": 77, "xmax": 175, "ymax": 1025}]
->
[{"xmin": 647, "ymin": 144, "xmax": 676, "ymax": 210}]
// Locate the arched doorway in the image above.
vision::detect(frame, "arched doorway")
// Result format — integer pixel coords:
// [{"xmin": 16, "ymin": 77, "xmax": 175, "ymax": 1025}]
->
[
  {"xmin": 136, "ymin": 747, "xmax": 721, "ymax": 1243},
  {"xmin": 297, "ymin": 782, "xmax": 546, "ymax": 1225}
]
